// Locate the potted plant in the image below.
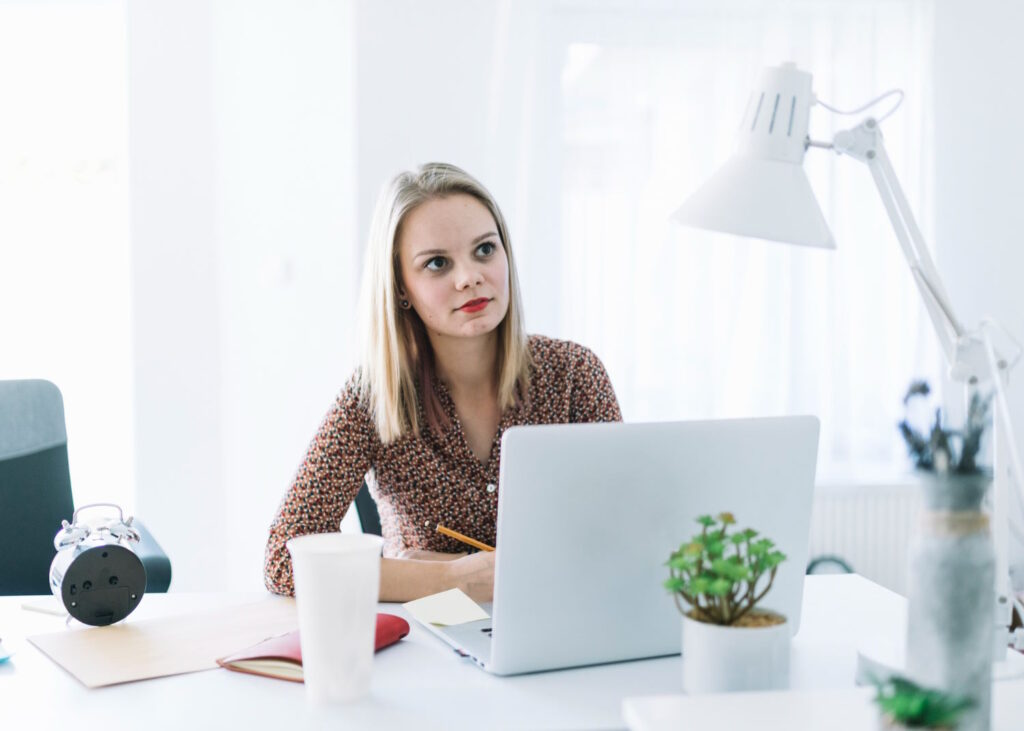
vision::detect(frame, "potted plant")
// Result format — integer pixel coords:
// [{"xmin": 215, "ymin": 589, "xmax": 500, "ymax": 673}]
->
[
  {"xmin": 872, "ymin": 675, "xmax": 974, "ymax": 730},
  {"xmin": 898, "ymin": 380, "xmax": 991, "ymax": 479},
  {"xmin": 898, "ymin": 380, "xmax": 993, "ymax": 731},
  {"xmin": 664, "ymin": 511, "xmax": 789, "ymax": 693}
]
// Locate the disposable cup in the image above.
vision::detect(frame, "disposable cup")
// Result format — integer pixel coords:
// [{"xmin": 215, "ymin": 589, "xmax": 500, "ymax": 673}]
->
[{"xmin": 287, "ymin": 532, "xmax": 384, "ymax": 703}]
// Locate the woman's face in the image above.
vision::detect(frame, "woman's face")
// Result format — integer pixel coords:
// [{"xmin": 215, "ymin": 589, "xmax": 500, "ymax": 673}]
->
[{"xmin": 397, "ymin": 194, "xmax": 510, "ymax": 341}]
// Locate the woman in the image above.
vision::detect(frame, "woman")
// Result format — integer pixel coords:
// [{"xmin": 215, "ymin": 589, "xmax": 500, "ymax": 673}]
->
[{"xmin": 264, "ymin": 162, "xmax": 621, "ymax": 602}]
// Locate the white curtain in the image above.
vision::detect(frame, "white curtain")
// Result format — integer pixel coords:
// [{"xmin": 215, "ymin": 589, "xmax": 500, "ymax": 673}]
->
[{"xmin": 501, "ymin": 0, "xmax": 940, "ymax": 481}]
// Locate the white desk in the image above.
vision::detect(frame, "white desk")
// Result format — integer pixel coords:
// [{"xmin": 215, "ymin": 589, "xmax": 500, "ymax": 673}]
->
[
  {"xmin": 623, "ymin": 578, "xmax": 1024, "ymax": 731},
  {"xmin": 623, "ymin": 683, "xmax": 1024, "ymax": 731},
  {"xmin": 1, "ymin": 576, "xmax": 1014, "ymax": 730}
]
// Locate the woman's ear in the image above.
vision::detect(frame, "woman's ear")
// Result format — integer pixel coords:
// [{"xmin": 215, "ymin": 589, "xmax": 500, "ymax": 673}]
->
[{"xmin": 396, "ymin": 283, "xmax": 412, "ymax": 310}]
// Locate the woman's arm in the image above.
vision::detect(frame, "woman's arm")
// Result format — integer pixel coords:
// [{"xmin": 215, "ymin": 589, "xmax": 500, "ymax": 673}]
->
[
  {"xmin": 379, "ymin": 550, "xmax": 495, "ymax": 603},
  {"xmin": 264, "ymin": 377, "xmax": 378, "ymax": 596}
]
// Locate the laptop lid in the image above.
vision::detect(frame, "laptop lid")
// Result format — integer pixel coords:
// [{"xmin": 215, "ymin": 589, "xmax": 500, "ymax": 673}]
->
[{"xmin": 488, "ymin": 416, "xmax": 819, "ymax": 676}]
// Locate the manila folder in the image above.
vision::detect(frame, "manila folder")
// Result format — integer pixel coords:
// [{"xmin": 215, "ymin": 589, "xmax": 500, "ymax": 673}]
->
[{"xmin": 28, "ymin": 597, "xmax": 298, "ymax": 688}]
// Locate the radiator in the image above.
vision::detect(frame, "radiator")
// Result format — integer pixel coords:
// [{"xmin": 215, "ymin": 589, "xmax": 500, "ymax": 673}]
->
[{"xmin": 808, "ymin": 482, "xmax": 924, "ymax": 596}]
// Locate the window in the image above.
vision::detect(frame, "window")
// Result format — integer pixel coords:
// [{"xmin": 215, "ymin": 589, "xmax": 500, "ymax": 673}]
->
[
  {"xmin": 0, "ymin": 1, "xmax": 132, "ymax": 508},
  {"xmin": 555, "ymin": 0, "xmax": 939, "ymax": 480}
]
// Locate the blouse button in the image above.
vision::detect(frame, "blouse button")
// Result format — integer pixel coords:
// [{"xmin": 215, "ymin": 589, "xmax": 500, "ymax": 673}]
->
[{"xmin": 486, "ymin": 483, "xmax": 497, "ymax": 494}]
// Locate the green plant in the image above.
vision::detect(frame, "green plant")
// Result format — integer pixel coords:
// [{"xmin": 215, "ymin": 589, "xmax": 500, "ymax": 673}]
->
[
  {"xmin": 898, "ymin": 380, "xmax": 992, "ymax": 475},
  {"xmin": 872, "ymin": 675, "xmax": 974, "ymax": 729},
  {"xmin": 664, "ymin": 512, "xmax": 786, "ymax": 626}
]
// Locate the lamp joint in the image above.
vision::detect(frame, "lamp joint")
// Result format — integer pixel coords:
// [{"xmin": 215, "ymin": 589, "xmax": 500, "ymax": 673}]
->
[{"xmin": 831, "ymin": 121, "xmax": 882, "ymax": 162}]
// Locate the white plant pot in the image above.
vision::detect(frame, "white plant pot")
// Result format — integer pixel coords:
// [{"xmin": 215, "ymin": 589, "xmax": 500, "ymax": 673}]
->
[{"xmin": 681, "ymin": 611, "xmax": 790, "ymax": 694}]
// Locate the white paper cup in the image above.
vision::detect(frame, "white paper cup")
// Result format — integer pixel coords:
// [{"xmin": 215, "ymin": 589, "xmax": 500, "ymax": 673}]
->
[{"xmin": 287, "ymin": 532, "xmax": 384, "ymax": 703}]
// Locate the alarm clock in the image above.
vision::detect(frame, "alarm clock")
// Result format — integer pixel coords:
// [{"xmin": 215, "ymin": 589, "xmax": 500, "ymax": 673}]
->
[{"xmin": 50, "ymin": 503, "xmax": 147, "ymax": 626}]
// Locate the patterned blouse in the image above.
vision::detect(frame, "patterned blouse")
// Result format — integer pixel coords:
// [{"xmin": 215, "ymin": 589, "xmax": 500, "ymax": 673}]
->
[{"xmin": 264, "ymin": 334, "xmax": 622, "ymax": 596}]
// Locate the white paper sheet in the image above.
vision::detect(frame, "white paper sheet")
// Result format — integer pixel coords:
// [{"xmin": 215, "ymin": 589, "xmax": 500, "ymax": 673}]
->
[{"xmin": 402, "ymin": 588, "xmax": 489, "ymax": 626}]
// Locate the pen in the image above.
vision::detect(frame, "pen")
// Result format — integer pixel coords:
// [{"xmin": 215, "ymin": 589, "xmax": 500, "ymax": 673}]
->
[{"xmin": 436, "ymin": 524, "xmax": 495, "ymax": 552}]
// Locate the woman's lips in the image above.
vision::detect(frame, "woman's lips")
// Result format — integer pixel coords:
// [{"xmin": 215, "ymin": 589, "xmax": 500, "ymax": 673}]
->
[{"xmin": 460, "ymin": 298, "xmax": 489, "ymax": 313}]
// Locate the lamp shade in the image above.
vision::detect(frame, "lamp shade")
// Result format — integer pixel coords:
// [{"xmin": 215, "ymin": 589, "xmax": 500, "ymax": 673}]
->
[{"xmin": 672, "ymin": 63, "xmax": 835, "ymax": 249}]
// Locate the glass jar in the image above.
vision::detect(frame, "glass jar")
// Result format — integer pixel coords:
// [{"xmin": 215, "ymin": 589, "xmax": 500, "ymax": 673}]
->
[{"xmin": 905, "ymin": 473, "xmax": 993, "ymax": 731}]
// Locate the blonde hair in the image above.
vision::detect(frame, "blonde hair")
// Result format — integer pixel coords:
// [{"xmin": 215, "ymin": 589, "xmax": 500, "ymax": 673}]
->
[{"xmin": 356, "ymin": 162, "xmax": 531, "ymax": 444}]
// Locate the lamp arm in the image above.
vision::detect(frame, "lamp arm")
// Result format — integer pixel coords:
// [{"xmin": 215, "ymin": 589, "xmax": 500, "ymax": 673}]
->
[
  {"xmin": 981, "ymin": 324, "xmax": 1024, "ymax": 599},
  {"xmin": 872, "ymin": 143, "xmax": 965, "ymax": 337},
  {"xmin": 830, "ymin": 122, "xmax": 963, "ymax": 365}
]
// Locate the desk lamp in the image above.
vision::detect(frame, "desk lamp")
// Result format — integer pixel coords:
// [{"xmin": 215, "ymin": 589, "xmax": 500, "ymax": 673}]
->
[{"xmin": 673, "ymin": 62, "xmax": 1024, "ymax": 662}]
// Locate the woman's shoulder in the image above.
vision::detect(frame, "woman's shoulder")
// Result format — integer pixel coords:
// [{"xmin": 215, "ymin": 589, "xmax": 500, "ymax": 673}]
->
[
  {"xmin": 329, "ymin": 369, "xmax": 375, "ymax": 423},
  {"xmin": 527, "ymin": 334, "xmax": 606, "ymax": 373}
]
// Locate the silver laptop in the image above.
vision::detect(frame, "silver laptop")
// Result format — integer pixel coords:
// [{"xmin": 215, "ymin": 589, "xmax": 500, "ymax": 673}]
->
[{"xmin": 425, "ymin": 416, "xmax": 819, "ymax": 675}]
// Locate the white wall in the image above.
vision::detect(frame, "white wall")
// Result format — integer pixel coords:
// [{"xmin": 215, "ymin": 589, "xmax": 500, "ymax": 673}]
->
[
  {"xmin": 128, "ymin": 0, "xmax": 226, "ymax": 590},
  {"xmin": 354, "ymin": 0, "xmax": 563, "ymax": 336},
  {"xmin": 213, "ymin": 0, "xmax": 358, "ymax": 592},
  {"xmin": 933, "ymin": 0, "xmax": 1024, "ymax": 583},
  {"xmin": 128, "ymin": 0, "xmax": 357, "ymax": 591},
  {"xmin": 933, "ymin": 0, "xmax": 1024, "ymax": 406}
]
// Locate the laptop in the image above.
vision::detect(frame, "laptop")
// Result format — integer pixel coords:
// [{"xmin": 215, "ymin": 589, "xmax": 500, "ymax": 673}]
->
[{"xmin": 422, "ymin": 416, "xmax": 819, "ymax": 676}]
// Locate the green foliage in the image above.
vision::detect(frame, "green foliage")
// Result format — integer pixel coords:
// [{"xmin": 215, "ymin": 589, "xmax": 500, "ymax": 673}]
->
[
  {"xmin": 664, "ymin": 512, "xmax": 787, "ymax": 626},
  {"xmin": 898, "ymin": 380, "xmax": 992, "ymax": 476},
  {"xmin": 872, "ymin": 675, "xmax": 974, "ymax": 729}
]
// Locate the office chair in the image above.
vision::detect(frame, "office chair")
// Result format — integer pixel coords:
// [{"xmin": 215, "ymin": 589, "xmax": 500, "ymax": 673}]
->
[
  {"xmin": 806, "ymin": 554, "xmax": 854, "ymax": 575},
  {"xmin": 354, "ymin": 480, "xmax": 382, "ymax": 536},
  {"xmin": 0, "ymin": 380, "xmax": 172, "ymax": 595}
]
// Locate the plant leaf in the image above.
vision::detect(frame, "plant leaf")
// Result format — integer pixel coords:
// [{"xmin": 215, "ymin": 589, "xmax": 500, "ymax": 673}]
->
[
  {"xmin": 669, "ymin": 554, "xmax": 698, "ymax": 571},
  {"xmin": 688, "ymin": 577, "xmax": 711, "ymax": 595},
  {"xmin": 706, "ymin": 578, "xmax": 732, "ymax": 596},
  {"xmin": 663, "ymin": 577, "xmax": 686, "ymax": 592},
  {"xmin": 903, "ymin": 380, "xmax": 930, "ymax": 404},
  {"xmin": 712, "ymin": 558, "xmax": 751, "ymax": 581}
]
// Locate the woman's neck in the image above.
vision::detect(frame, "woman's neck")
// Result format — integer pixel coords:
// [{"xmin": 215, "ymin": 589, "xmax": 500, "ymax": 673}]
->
[{"xmin": 430, "ymin": 330, "xmax": 499, "ymax": 397}]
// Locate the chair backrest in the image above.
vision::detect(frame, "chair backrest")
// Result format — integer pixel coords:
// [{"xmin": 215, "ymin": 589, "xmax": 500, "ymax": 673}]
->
[
  {"xmin": 354, "ymin": 480, "xmax": 382, "ymax": 536},
  {"xmin": 0, "ymin": 380, "xmax": 75, "ymax": 595}
]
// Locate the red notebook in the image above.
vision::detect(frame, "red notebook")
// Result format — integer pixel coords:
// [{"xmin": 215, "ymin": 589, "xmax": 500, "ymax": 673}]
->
[{"xmin": 216, "ymin": 613, "xmax": 410, "ymax": 683}]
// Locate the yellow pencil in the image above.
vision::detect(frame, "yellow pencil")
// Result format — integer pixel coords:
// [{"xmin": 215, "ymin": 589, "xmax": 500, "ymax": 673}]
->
[{"xmin": 436, "ymin": 524, "xmax": 495, "ymax": 552}]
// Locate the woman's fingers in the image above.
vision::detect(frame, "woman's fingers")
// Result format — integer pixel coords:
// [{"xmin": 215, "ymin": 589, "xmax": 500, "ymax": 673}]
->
[{"xmin": 449, "ymin": 550, "xmax": 496, "ymax": 603}]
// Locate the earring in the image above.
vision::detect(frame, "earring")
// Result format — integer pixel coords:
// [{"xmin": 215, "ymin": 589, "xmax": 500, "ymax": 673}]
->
[{"xmin": 400, "ymin": 299, "xmax": 411, "ymax": 310}]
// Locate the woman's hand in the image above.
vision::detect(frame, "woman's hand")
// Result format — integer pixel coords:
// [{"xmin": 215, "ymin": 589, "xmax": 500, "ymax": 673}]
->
[
  {"xmin": 444, "ymin": 551, "xmax": 496, "ymax": 603},
  {"xmin": 397, "ymin": 549, "xmax": 467, "ymax": 562}
]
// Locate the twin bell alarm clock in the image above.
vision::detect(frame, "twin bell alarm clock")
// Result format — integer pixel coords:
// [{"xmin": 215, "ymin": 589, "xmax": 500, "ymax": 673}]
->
[{"xmin": 50, "ymin": 503, "xmax": 147, "ymax": 626}]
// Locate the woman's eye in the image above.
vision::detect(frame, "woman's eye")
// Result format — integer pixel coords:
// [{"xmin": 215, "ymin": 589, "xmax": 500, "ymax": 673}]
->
[
  {"xmin": 425, "ymin": 256, "xmax": 447, "ymax": 272},
  {"xmin": 476, "ymin": 242, "xmax": 496, "ymax": 257}
]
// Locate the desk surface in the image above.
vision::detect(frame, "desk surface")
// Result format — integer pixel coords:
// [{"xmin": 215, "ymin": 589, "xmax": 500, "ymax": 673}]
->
[
  {"xmin": 0, "ymin": 576, "xmax": 957, "ymax": 730},
  {"xmin": 623, "ymin": 578, "xmax": 1024, "ymax": 731},
  {"xmin": 622, "ymin": 684, "xmax": 1024, "ymax": 731}
]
